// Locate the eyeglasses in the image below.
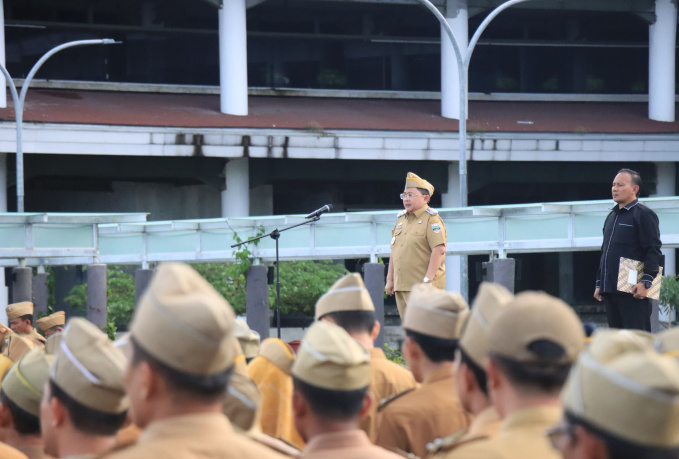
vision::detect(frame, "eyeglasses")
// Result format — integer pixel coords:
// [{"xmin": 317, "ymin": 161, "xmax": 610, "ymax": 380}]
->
[
  {"xmin": 400, "ymin": 193, "xmax": 423, "ymax": 200},
  {"xmin": 546, "ymin": 422, "xmax": 576, "ymax": 451}
]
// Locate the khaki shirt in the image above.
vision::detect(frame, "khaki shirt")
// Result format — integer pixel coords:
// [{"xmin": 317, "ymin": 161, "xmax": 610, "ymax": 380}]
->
[
  {"xmin": 16, "ymin": 445, "xmax": 54, "ymax": 459},
  {"xmin": 391, "ymin": 205, "xmax": 446, "ymax": 291},
  {"xmin": 361, "ymin": 348, "xmax": 418, "ymax": 441},
  {"xmin": 0, "ymin": 442, "xmax": 28, "ymax": 459},
  {"xmin": 302, "ymin": 430, "xmax": 404, "ymax": 459},
  {"xmin": 102, "ymin": 413, "xmax": 286, "ymax": 459},
  {"xmin": 375, "ymin": 367, "xmax": 470, "ymax": 458},
  {"xmin": 433, "ymin": 406, "xmax": 562, "ymax": 459},
  {"xmin": 21, "ymin": 329, "xmax": 46, "ymax": 348},
  {"xmin": 428, "ymin": 406, "xmax": 501, "ymax": 458}
]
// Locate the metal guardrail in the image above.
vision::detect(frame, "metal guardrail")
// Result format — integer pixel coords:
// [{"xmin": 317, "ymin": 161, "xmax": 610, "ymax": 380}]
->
[{"xmin": 0, "ymin": 198, "xmax": 677, "ymax": 267}]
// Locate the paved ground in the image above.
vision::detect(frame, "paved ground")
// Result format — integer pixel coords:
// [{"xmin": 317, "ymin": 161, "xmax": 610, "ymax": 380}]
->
[{"xmin": 0, "ymin": 89, "xmax": 678, "ymax": 133}]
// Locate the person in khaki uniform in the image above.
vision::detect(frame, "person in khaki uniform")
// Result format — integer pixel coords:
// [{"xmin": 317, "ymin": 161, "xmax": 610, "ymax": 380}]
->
[
  {"xmin": 291, "ymin": 321, "xmax": 403, "ymax": 459},
  {"xmin": 446, "ymin": 291, "xmax": 584, "ymax": 459},
  {"xmin": 428, "ymin": 282, "xmax": 514, "ymax": 458},
  {"xmin": 374, "ymin": 285, "xmax": 471, "ymax": 458},
  {"xmin": 103, "ymin": 262, "xmax": 285, "ymax": 459},
  {"xmin": 386, "ymin": 172, "xmax": 447, "ymax": 318},
  {"xmin": 248, "ymin": 337, "xmax": 305, "ymax": 448},
  {"xmin": 0, "ymin": 335, "xmax": 37, "ymax": 389},
  {"xmin": 234, "ymin": 319, "xmax": 260, "ymax": 364},
  {"xmin": 315, "ymin": 273, "xmax": 417, "ymax": 441},
  {"xmin": 6, "ymin": 303, "xmax": 46, "ymax": 348},
  {"xmin": 549, "ymin": 329, "xmax": 679, "ymax": 459},
  {"xmin": 40, "ymin": 318, "xmax": 129, "ymax": 459},
  {"xmin": 35, "ymin": 313, "xmax": 65, "ymax": 339},
  {"xmin": 0, "ymin": 348, "xmax": 53, "ymax": 459}
]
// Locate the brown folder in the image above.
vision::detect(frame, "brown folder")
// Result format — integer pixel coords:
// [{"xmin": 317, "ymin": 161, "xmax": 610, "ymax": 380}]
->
[{"xmin": 617, "ymin": 257, "xmax": 663, "ymax": 300}]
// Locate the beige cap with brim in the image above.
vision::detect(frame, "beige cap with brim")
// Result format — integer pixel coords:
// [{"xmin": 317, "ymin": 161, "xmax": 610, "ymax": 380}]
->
[
  {"xmin": 50, "ymin": 318, "xmax": 129, "ymax": 414},
  {"xmin": 405, "ymin": 172, "xmax": 434, "ymax": 196},
  {"xmin": 292, "ymin": 321, "xmax": 370, "ymax": 391},
  {"xmin": 130, "ymin": 262, "xmax": 237, "ymax": 376},
  {"xmin": 258, "ymin": 338, "xmax": 296, "ymax": 375},
  {"xmin": 561, "ymin": 329, "xmax": 679, "ymax": 448},
  {"xmin": 2, "ymin": 347, "xmax": 52, "ymax": 417},
  {"xmin": 315, "ymin": 273, "xmax": 375, "ymax": 320},
  {"xmin": 488, "ymin": 291, "xmax": 584, "ymax": 364},
  {"xmin": 44, "ymin": 332, "xmax": 63, "ymax": 356},
  {"xmin": 460, "ymin": 282, "xmax": 513, "ymax": 368},
  {"xmin": 223, "ymin": 372, "xmax": 262, "ymax": 432},
  {"xmin": 234, "ymin": 319, "xmax": 261, "ymax": 360},
  {"xmin": 6, "ymin": 302, "xmax": 33, "ymax": 320},
  {"xmin": 656, "ymin": 327, "xmax": 679, "ymax": 358},
  {"xmin": 403, "ymin": 284, "xmax": 469, "ymax": 340},
  {"xmin": 36, "ymin": 311, "xmax": 66, "ymax": 332}
]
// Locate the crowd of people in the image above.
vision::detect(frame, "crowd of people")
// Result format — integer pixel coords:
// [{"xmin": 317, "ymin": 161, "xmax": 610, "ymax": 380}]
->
[{"xmin": 0, "ymin": 262, "xmax": 676, "ymax": 459}]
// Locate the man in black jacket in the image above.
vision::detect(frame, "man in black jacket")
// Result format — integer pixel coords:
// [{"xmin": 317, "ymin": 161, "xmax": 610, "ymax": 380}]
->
[{"xmin": 594, "ymin": 168, "xmax": 662, "ymax": 331}]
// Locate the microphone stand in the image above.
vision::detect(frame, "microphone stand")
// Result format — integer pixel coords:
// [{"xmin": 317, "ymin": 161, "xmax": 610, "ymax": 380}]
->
[{"xmin": 232, "ymin": 215, "xmax": 321, "ymax": 339}]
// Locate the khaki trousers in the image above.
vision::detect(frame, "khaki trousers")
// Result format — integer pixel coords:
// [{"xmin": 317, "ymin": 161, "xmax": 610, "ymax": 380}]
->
[{"xmin": 395, "ymin": 291, "xmax": 409, "ymax": 319}]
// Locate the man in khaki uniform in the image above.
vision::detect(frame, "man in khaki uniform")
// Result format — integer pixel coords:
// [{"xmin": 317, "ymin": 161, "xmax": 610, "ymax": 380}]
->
[
  {"xmin": 291, "ymin": 321, "xmax": 402, "ymax": 459},
  {"xmin": 0, "ymin": 335, "xmax": 37, "ymax": 388},
  {"xmin": 375, "ymin": 285, "xmax": 471, "ymax": 457},
  {"xmin": 386, "ymin": 172, "xmax": 447, "ymax": 318},
  {"xmin": 550, "ymin": 329, "xmax": 679, "ymax": 459},
  {"xmin": 35, "ymin": 312, "xmax": 65, "ymax": 339},
  {"xmin": 446, "ymin": 291, "xmax": 584, "ymax": 459},
  {"xmin": 40, "ymin": 318, "xmax": 129, "ymax": 459},
  {"xmin": 234, "ymin": 318, "xmax": 260, "ymax": 364},
  {"xmin": 104, "ymin": 262, "xmax": 285, "ymax": 459},
  {"xmin": 429, "ymin": 282, "xmax": 513, "ymax": 458},
  {"xmin": 0, "ymin": 348, "xmax": 53, "ymax": 458},
  {"xmin": 6, "ymin": 303, "xmax": 46, "ymax": 347},
  {"xmin": 315, "ymin": 273, "xmax": 416, "ymax": 441}
]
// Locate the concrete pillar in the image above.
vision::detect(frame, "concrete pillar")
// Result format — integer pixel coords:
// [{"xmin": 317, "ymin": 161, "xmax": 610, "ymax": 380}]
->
[
  {"xmin": 11, "ymin": 267, "xmax": 32, "ymax": 303},
  {"xmin": 246, "ymin": 265, "xmax": 269, "ymax": 340},
  {"xmin": 442, "ymin": 161, "xmax": 464, "ymax": 295},
  {"xmin": 441, "ymin": 0, "xmax": 468, "ymax": 120},
  {"xmin": 649, "ymin": 0, "xmax": 677, "ymax": 122},
  {"xmin": 33, "ymin": 271, "xmax": 49, "ymax": 317},
  {"xmin": 86, "ymin": 264, "xmax": 107, "ymax": 328},
  {"xmin": 218, "ymin": 0, "xmax": 248, "ymax": 116},
  {"xmin": 364, "ymin": 263, "xmax": 385, "ymax": 348},
  {"xmin": 0, "ymin": 0, "xmax": 6, "ymax": 108},
  {"xmin": 558, "ymin": 252, "xmax": 575, "ymax": 305},
  {"xmin": 654, "ymin": 162, "xmax": 677, "ymax": 324},
  {"xmin": 0, "ymin": 154, "xmax": 7, "ymax": 315},
  {"xmin": 222, "ymin": 158, "xmax": 250, "ymax": 217},
  {"xmin": 482, "ymin": 258, "xmax": 516, "ymax": 293},
  {"xmin": 135, "ymin": 268, "xmax": 154, "ymax": 306}
]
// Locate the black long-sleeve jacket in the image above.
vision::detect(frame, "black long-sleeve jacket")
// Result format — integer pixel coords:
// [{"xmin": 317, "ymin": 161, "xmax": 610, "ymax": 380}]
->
[{"xmin": 596, "ymin": 199, "xmax": 662, "ymax": 294}]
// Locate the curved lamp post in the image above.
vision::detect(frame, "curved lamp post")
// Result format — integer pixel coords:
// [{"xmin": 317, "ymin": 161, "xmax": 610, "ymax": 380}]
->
[
  {"xmin": 0, "ymin": 38, "xmax": 119, "ymax": 212},
  {"xmin": 413, "ymin": 0, "xmax": 534, "ymax": 298}
]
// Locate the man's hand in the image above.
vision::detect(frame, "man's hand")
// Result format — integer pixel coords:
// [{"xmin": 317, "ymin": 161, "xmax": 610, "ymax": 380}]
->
[
  {"xmin": 631, "ymin": 282, "xmax": 648, "ymax": 299},
  {"xmin": 593, "ymin": 287, "xmax": 602, "ymax": 302},
  {"xmin": 385, "ymin": 277, "xmax": 395, "ymax": 295}
]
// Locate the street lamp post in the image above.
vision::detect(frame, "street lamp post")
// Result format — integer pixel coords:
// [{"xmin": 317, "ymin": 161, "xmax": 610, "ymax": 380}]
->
[
  {"xmin": 414, "ymin": 0, "xmax": 534, "ymax": 299},
  {"xmin": 0, "ymin": 38, "xmax": 118, "ymax": 212}
]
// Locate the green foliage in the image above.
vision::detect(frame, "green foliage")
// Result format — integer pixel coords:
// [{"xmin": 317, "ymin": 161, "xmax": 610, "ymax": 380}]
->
[
  {"xmin": 64, "ymin": 283, "xmax": 87, "ymax": 315},
  {"xmin": 269, "ymin": 260, "xmax": 349, "ymax": 315},
  {"xmin": 103, "ymin": 320, "xmax": 117, "ymax": 341},
  {"xmin": 660, "ymin": 275, "xmax": 679, "ymax": 320},
  {"xmin": 383, "ymin": 343, "xmax": 406, "ymax": 366}
]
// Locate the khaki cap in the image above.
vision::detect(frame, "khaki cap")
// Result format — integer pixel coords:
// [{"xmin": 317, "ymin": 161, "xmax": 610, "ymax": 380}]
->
[
  {"xmin": 5, "ymin": 335, "xmax": 36, "ymax": 362},
  {"xmin": 488, "ymin": 291, "xmax": 584, "ymax": 364},
  {"xmin": 656, "ymin": 327, "xmax": 679, "ymax": 358},
  {"xmin": 315, "ymin": 273, "xmax": 374, "ymax": 320},
  {"xmin": 405, "ymin": 172, "xmax": 434, "ymax": 196},
  {"xmin": 2, "ymin": 347, "xmax": 52, "ymax": 417},
  {"xmin": 51, "ymin": 318, "xmax": 129, "ymax": 414},
  {"xmin": 292, "ymin": 321, "xmax": 370, "ymax": 391},
  {"xmin": 36, "ymin": 311, "xmax": 66, "ymax": 332},
  {"xmin": 561, "ymin": 329, "xmax": 679, "ymax": 448},
  {"xmin": 44, "ymin": 332, "xmax": 63, "ymax": 356},
  {"xmin": 223, "ymin": 372, "xmax": 261, "ymax": 432},
  {"xmin": 234, "ymin": 319, "xmax": 261, "ymax": 360},
  {"xmin": 259, "ymin": 338, "xmax": 296, "ymax": 375},
  {"xmin": 6, "ymin": 302, "xmax": 33, "ymax": 320},
  {"xmin": 460, "ymin": 282, "xmax": 514, "ymax": 368},
  {"xmin": 403, "ymin": 284, "xmax": 469, "ymax": 340},
  {"xmin": 130, "ymin": 262, "xmax": 237, "ymax": 376}
]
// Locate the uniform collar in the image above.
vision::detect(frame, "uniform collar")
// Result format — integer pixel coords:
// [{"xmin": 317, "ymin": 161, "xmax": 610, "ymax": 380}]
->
[
  {"xmin": 304, "ymin": 430, "xmax": 371, "ymax": 452},
  {"xmin": 369, "ymin": 347, "xmax": 386, "ymax": 360},
  {"xmin": 500, "ymin": 405, "xmax": 562, "ymax": 432},
  {"xmin": 423, "ymin": 365, "xmax": 454, "ymax": 385},
  {"xmin": 140, "ymin": 412, "xmax": 231, "ymax": 443},
  {"xmin": 468, "ymin": 406, "xmax": 501, "ymax": 434},
  {"xmin": 407, "ymin": 205, "xmax": 430, "ymax": 219},
  {"xmin": 613, "ymin": 199, "xmax": 639, "ymax": 212}
]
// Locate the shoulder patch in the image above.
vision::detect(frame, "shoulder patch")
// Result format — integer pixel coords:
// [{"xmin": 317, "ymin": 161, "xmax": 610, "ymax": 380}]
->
[
  {"xmin": 426, "ymin": 208, "xmax": 438, "ymax": 215},
  {"xmin": 378, "ymin": 388, "xmax": 414, "ymax": 411},
  {"xmin": 397, "ymin": 210, "xmax": 407, "ymax": 217}
]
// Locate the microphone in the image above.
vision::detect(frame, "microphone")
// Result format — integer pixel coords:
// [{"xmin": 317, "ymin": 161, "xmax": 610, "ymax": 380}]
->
[{"xmin": 305, "ymin": 204, "xmax": 333, "ymax": 219}]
